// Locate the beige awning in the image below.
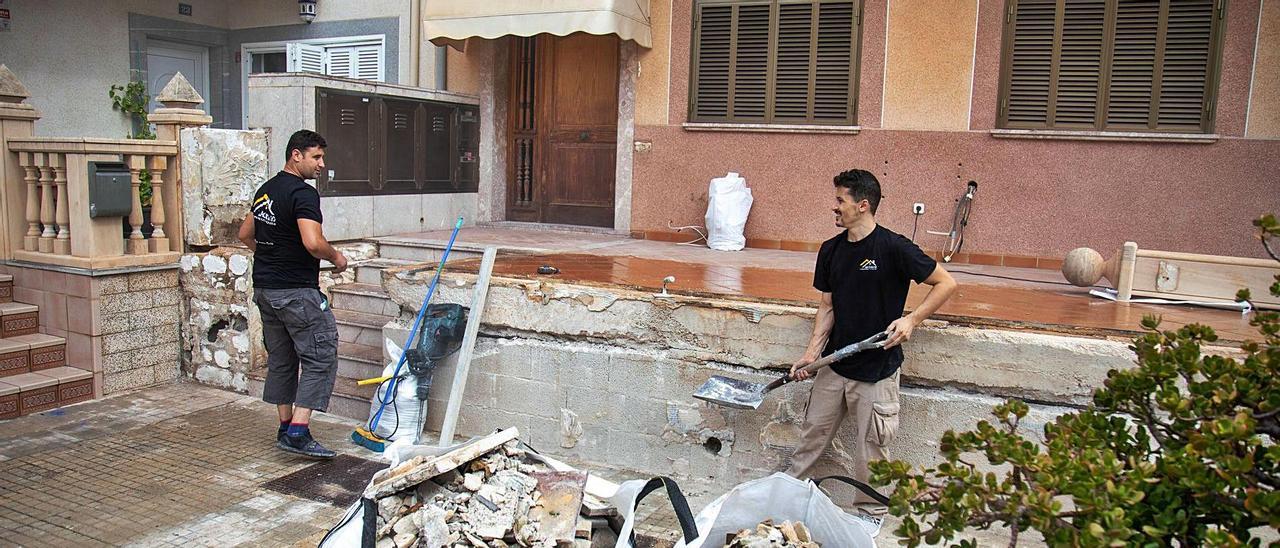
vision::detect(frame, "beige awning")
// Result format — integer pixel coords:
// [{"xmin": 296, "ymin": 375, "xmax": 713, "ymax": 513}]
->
[{"xmin": 424, "ymin": 0, "xmax": 652, "ymax": 49}]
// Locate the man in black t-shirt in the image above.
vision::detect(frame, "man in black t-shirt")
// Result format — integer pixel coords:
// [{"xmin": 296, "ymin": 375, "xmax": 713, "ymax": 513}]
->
[
  {"xmin": 238, "ymin": 130, "xmax": 348, "ymax": 459},
  {"xmin": 785, "ymin": 169, "xmax": 957, "ymax": 519}
]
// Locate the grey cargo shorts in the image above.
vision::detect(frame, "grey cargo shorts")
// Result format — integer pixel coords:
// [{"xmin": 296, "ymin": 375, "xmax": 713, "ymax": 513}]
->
[{"xmin": 253, "ymin": 287, "xmax": 339, "ymax": 412}]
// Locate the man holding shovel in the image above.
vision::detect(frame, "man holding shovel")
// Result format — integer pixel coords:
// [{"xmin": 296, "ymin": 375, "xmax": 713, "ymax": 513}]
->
[{"xmin": 786, "ymin": 169, "xmax": 957, "ymax": 520}]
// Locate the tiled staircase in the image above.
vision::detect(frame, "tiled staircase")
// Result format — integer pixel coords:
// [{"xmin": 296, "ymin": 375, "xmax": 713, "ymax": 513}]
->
[{"xmin": 0, "ymin": 274, "xmax": 93, "ymax": 420}]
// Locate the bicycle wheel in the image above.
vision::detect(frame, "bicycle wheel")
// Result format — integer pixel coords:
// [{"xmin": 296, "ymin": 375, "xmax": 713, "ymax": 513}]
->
[{"xmin": 942, "ymin": 196, "xmax": 972, "ymax": 262}]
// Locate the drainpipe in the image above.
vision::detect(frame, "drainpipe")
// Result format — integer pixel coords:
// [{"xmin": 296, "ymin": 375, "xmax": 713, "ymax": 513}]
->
[
  {"xmin": 411, "ymin": 0, "xmax": 422, "ymax": 86},
  {"xmin": 434, "ymin": 43, "xmax": 447, "ymax": 90}
]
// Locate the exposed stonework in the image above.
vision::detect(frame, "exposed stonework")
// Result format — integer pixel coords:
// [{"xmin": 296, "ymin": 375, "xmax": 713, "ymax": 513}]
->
[
  {"xmin": 181, "ymin": 242, "xmax": 378, "ymax": 393},
  {"xmin": 180, "ymin": 128, "xmax": 269, "ymax": 247},
  {"xmin": 180, "ymin": 248, "xmax": 260, "ymax": 392}
]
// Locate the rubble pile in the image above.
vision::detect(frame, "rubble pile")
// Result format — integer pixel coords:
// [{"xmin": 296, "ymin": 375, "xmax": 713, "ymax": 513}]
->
[
  {"xmin": 367, "ymin": 430, "xmax": 596, "ymax": 548},
  {"xmin": 726, "ymin": 520, "xmax": 820, "ymax": 548}
]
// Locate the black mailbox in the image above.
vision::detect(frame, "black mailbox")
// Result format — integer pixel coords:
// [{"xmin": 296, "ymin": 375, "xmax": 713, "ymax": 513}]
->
[{"xmin": 88, "ymin": 161, "xmax": 132, "ymax": 218}]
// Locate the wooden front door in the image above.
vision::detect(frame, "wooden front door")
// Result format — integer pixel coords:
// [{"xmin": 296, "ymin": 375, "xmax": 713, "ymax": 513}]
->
[{"xmin": 507, "ymin": 34, "xmax": 619, "ymax": 227}]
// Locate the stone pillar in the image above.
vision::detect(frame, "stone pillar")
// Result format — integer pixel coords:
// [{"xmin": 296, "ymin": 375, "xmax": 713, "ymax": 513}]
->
[
  {"xmin": 149, "ymin": 73, "xmax": 213, "ymax": 254},
  {"xmin": 0, "ymin": 65, "xmax": 41, "ymax": 260}
]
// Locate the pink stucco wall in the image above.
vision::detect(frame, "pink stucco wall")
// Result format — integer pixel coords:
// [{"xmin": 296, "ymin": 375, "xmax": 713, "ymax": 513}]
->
[
  {"xmin": 633, "ymin": 1, "xmax": 1280, "ymax": 259},
  {"xmin": 632, "ymin": 126, "xmax": 1280, "ymax": 258}
]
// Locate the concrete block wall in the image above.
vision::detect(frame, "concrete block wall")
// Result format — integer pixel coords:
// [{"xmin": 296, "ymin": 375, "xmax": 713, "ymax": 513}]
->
[
  {"xmin": 0, "ymin": 264, "xmax": 182, "ymax": 397},
  {"xmin": 381, "ymin": 269, "xmax": 1108, "ymax": 493}
]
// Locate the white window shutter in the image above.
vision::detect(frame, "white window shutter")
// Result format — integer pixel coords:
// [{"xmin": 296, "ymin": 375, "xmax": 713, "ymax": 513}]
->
[
  {"xmin": 286, "ymin": 42, "xmax": 326, "ymax": 74},
  {"xmin": 326, "ymin": 47, "xmax": 355, "ymax": 78},
  {"xmin": 353, "ymin": 45, "xmax": 383, "ymax": 81}
]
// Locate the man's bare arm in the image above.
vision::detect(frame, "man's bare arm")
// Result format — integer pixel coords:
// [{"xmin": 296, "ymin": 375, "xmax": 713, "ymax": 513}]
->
[
  {"xmin": 884, "ymin": 265, "xmax": 958, "ymax": 349},
  {"xmin": 238, "ymin": 215, "xmax": 256, "ymax": 252},
  {"xmin": 790, "ymin": 291, "xmax": 834, "ymax": 380},
  {"xmin": 298, "ymin": 219, "xmax": 348, "ymax": 273}
]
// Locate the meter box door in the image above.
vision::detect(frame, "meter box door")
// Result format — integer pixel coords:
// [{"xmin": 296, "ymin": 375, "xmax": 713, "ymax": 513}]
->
[{"xmin": 88, "ymin": 162, "xmax": 133, "ymax": 218}]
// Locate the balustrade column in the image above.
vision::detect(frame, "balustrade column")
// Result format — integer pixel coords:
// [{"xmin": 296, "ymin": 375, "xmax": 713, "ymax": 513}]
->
[
  {"xmin": 20, "ymin": 152, "xmax": 39, "ymax": 251},
  {"xmin": 51, "ymin": 154, "xmax": 70, "ymax": 255},
  {"xmin": 126, "ymin": 155, "xmax": 148, "ymax": 255},
  {"xmin": 37, "ymin": 154, "xmax": 54, "ymax": 253},
  {"xmin": 147, "ymin": 156, "xmax": 168, "ymax": 253}
]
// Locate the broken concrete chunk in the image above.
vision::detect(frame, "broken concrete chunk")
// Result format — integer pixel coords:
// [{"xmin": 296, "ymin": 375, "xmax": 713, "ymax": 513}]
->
[
  {"xmin": 463, "ymin": 472, "xmax": 483, "ymax": 492},
  {"xmin": 728, "ymin": 519, "xmax": 821, "ymax": 548},
  {"xmin": 414, "ymin": 506, "xmax": 450, "ymax": 548},
  {"xmin": 393, "ymin": 531, "xmax": 417, "ymax": 548}
]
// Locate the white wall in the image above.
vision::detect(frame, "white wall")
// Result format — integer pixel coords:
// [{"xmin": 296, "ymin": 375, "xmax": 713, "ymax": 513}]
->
[
  {"xmin": 226, "ymin": 0, "xmax": 440, "ymax": 89},
  {"xmin": 0, "ymin": 0, "xmax": 228, "ymax": 137}
]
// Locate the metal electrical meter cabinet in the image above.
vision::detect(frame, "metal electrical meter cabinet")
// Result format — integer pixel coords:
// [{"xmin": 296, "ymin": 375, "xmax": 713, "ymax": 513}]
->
[{"xmin": 87, "ymin": 161, "xmax": 133, "ymax": 218}]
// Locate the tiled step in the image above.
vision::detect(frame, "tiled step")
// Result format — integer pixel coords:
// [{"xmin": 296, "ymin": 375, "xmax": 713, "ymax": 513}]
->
[
  {"xmin": 355, "ymin": 258, "xmax": 415, "ymax": 286},
  {"xmin": 0, "ymin": 274, "xmax": 12, "ymax": 303},
  {"xmin": 0, "ymin": 333, "xmax": 67, "ymax": 378},
  {"xmin": 339, "ymin": 340, "xmax": 386, "ymax": 383},
  {"xmin": 0, "ymin": 302, "xmax": 39, "ymax": 338},
  {"xmin": 0, "ymin": 366, "xmax": 93, "ymax": 419},
  {"xmin": 330, "ymin": 283, "xmax": 401, "ymax": 317},
  {"xmin": 375, "ymin": 240, "xmax": 485, "ymax": 263},
  {"xmin": 335, "ymin": 309, "xmax": 393, "ymax": 348}
]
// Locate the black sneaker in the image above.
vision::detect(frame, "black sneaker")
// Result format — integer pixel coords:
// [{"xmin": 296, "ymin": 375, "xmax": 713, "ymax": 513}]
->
[
  {"xmin": 277, "ymin": 425, "xmax": 288, "ymax": 444},
  {"xmin": 278, "ymin": 431, "xmax": 337, "ymax": 459}
]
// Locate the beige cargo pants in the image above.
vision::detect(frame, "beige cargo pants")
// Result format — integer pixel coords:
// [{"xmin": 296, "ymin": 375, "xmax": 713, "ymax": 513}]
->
[{"xmin": 786, "ymin": 366, "xmax": 901, "ymax": 515}]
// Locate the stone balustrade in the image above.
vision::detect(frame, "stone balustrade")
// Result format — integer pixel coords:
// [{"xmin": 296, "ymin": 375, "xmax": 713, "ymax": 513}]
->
[
  {"xmin": 6, "ymin": 139, "xmax": 180, "ymax": 269},
  {"xmin": 0, "ymin": 66, "xmax": 213, "ymax": 270}
]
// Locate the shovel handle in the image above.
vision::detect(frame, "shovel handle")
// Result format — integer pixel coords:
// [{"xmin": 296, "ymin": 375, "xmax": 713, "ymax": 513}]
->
[{"xmin": 793, "ymin": 331, "xmax": 890, "ymax": 377}]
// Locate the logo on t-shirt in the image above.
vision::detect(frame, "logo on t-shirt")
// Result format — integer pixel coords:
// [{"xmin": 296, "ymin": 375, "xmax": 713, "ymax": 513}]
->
[
  {"xmin": 859, "ymin": 259, "xmax": 878, "ymax": 271},
  {"xmin": 252, "ymin": 194, "xmax": 277, "ymax": 226}
]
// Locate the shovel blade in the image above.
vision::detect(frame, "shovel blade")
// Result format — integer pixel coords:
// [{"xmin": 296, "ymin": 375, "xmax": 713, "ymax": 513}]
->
[{"xmin": 692, "ymin": 375, "xmax": 767, "ymax": 409}]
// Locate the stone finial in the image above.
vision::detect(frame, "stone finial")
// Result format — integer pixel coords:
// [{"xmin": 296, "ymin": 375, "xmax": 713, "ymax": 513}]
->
[
  {"xmin": 156, "ymin": 72, "xmax": 204, "ymax": 109},
  {"xmin": 0, "ymin": 65, "xmax": 31, "ymax": 104}
]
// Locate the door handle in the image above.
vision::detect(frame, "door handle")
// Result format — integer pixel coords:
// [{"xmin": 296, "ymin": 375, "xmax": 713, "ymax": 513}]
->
[{"xmin": 578, "ymin": 131, "xmax": 590, "ymax": 142}]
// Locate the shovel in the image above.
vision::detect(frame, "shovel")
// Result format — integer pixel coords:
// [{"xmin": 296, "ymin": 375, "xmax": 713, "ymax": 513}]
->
[{"xmin": 692, "ymin": 331, "xmax": 889, "ymax": 410}]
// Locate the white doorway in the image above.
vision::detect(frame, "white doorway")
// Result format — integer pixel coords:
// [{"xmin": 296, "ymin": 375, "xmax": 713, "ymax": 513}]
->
[{"xmin": 146, "ymin": 40, "xmax": 210, "ymax": 113}]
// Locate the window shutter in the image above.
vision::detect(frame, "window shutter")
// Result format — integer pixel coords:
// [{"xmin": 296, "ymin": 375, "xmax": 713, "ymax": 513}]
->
[
  {"xmin": 327, "ymin": 47, "xmax": 355, "ymax": 78},
  {"xmin": 353, "ymin": 45, "xmax": 384, "ymax": 81},
  {"xmin": 286, "ymin": 43, "xmax": 326, "ymax": 74},
  {"xmin": 691, "ymin": 0, "xmax": 859, "ymax": 125},
  {"xmin": 732, "ymin": 4, "xmax": 770, "ymax": 120},
  {"xmin": 772, "ymin": 2, "xmax": 814, "ymax": 121},
  {"xmin": 693, "ymin": 4, "xmax": 733, "ymax": 119},
  {"xmin": 1053, "ymin": 0, "xmax": 1106, "ymax": 127},
  {"xmin": 1157, "ymin": 0, "xmax": 1214, "ymax": 129},
  {"xmin": 1006, "ymin": 0, "xmax": 1057, "ymax": 126},
  {"xmin": 1105, "ymin": 0, "xmax": 1160, "ymax": 127},
  {"xmin": 813, "ymin": 1, "xmax": 856, "ymax": 123}
]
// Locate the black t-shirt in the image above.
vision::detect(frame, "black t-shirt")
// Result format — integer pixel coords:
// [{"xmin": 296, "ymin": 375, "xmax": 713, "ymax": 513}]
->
[
  {"xmin": 251, "ymin": 172, "xmax": 323, "ymax": 289},
  {"xmin": 814, "ymin": 225, "xmax": 937, "ymax": 382}
]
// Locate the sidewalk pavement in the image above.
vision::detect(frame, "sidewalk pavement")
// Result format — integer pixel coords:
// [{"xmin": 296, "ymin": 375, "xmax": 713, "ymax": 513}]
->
[{"xmin": 0, "ymin": 380, "xmax": 1031, "ymax": 547}]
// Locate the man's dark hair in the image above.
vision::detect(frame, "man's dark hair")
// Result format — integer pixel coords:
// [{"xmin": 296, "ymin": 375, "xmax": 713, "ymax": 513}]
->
[
  {"xmin": 285, "ymin": 130, "xmax": 326, "ymax": 161},
  {"xmin": 833, "ymin": 169, "xmax": 882, "ymax": 215}
]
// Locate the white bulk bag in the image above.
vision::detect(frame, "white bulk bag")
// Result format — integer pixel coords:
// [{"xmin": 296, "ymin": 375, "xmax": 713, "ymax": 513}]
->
[
  {"xmin": 704, "ymin": 172, "xmax": 753, "ymax": 251},
  {"xmin": 366, "ymin": 338, "xmax": 422, "ymax": 441},
  {"xmin": 612, "ymin": 473, "xmax": 879, "ymax": 548}
]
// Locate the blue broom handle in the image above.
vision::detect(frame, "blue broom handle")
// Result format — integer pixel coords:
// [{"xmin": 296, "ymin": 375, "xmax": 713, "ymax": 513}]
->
[{"xmin": 369, "ymin": 216, "xmax": 465, "ymax": 431}]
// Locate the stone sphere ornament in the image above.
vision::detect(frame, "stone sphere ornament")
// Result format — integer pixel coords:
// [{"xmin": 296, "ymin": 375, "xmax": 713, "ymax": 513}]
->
[
  {"xmin": 1062, "ymin": 246, "xmax": 1125, "ymax": 288},
  {"xmin": 1062, "ymin": 247, "xmax": 1105, "ymax": 286}
]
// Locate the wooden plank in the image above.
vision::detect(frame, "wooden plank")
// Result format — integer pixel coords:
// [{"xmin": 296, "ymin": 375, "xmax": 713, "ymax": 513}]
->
[
  {"xmin": 365, "ymin": 427, "xmax": 518, "ymax": 500},
  {"xmin": 437, "ymin": 246, "xmax": 498, "ymax": 447},
  {"xmin": 1130, "ymin": 253, "xmax": 1280, "ymax": 309}
]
